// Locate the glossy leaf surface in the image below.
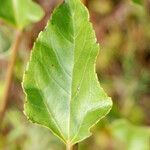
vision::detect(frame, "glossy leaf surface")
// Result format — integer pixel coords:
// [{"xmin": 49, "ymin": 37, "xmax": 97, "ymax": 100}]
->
[
  {"xmin": 0, "ymin": 0, "xmax": 44, "ymax": 29},
  {"xmin": 23, "ymin": 0, "xmax": 112, "ymax": 145}
]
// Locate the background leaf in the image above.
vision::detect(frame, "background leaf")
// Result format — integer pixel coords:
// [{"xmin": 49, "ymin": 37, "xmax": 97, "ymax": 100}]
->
[
  {"xmin": 0, "ymin": 109, "xmax": 65, "ymax": 150},
  {"xmin": 110, "ymin": 119, "xmax": 150, "ymax": 150},
  {"xmin": 0, "ymin": 0, "xmax": 44, "ymax": 29},
  {"xmin": 23, "ymin": 0, "xmax": 112, "ymax": 145}
]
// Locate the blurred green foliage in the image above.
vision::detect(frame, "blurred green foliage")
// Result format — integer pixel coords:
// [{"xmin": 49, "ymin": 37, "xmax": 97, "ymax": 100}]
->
[
  {"xmin": 132, "ymin": 0, "xmax": 142, "ymax": 5},
  {"xmin": 110, "ymin": 119, "xmax": 150, "ymax": 150},
  {"xmin": 0, "ymin": 0, "xmax": 44, "ymax": 29},
  {"xmin": 0, "ymin": 110, "xmax": 65, "ymax": 150},
  {"xmin": 0, "ymin": 25, "xmax": 13, "ymax": 55}
]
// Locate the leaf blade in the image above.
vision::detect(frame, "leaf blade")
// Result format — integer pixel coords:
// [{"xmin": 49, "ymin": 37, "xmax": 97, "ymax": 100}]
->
[{"xmin": 23, "ymin": 0, "xmax": 112, "ymax": 145}]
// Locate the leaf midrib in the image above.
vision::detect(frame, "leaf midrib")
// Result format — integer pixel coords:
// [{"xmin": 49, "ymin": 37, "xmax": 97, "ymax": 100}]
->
[
  {"xmin": 68, "ymin": 4, "xmax": 76, "ymax": 143},
  {"xmin": 67, "ymin": 1, "xmax": 92, "ymax": 144}
]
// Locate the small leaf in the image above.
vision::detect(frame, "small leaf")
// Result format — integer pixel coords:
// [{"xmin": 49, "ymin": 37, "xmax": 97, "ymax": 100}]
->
[
  {"xmin": 110, "ymin": 119, "xmax": 150, "ymax": 150},
  {"xmin": 0, "ymin": 0, "xmax": 44, "ymax": 29},
  {"xmin": 23, "ymin": 0, "xmax": 112, "ymax": 145}
]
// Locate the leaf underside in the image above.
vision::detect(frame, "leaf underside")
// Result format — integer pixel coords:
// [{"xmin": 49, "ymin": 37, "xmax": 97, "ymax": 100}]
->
[
  {"xmin": 23, "ymin": 0, "xmax": 112, "ymax": 145},
  {"xmin": 0, "ymin": 0, "xmax": 44, "ymax": 29}
]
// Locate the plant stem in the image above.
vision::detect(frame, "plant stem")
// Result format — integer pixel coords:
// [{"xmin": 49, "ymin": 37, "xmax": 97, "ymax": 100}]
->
[
  {"xmin": 0, "ymin": 30, "xmax": 22, "ymax": 123},
  {"xmin": 66, "ymin": 143, "xmax": 78, "ymax": 150},
  {"xmin": 73, "ymin": 144, "xmax": 78, "ymax": 150},
  {"xmin": 66, "ymin": 145, "xmax": 71, "ymax": 150}
]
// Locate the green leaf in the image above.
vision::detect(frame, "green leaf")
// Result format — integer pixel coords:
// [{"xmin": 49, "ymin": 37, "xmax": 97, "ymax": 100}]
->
[
  {"xmin": 110, "ymin": 119, "xmax": 150, "ymax": 150},
  {"xmin": 23, "ymin": 0, "xmax": 112, "ymax": 145},
  {"xmin": 0, "ymin": 0, "xmax": 44, "ymax": 29}
]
